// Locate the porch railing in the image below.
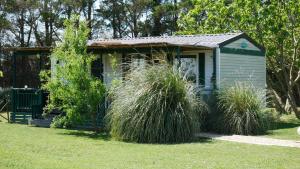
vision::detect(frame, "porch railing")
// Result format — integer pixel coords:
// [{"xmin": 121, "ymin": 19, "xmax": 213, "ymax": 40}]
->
[
  {"xmin": 11, "ymin": 88, "xmax": 43, "ymax": 123},
  {"xmin": 10, "ymin": 88, "xmax": 107, "ymax": 127}
]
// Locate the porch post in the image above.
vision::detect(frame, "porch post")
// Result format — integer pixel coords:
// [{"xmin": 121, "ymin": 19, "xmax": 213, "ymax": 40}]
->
[
  {"xmin": 39, "ymin": 52, "xmax": 42, "ymax": 71},
  {"xmin": 176, "ymin": 46, "xmax": 181, "ymax": 68},
  {"xmin": 12, "ymin": 51, "xmax": 16, "ymax": 88},
  {"xmin": 216, "ymin": 47, "xmax": 221, "ymax": 89},
  {"xmin": 100, "ymin": 53, "xmax": 104, "ymax": 82},
  {"xmin": 121, "ymin": 51, "xmax": 126, "ymax": 79}
]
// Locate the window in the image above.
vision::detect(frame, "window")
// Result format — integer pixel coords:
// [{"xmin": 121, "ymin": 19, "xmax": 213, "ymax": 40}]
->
[
  {"xmin": 129, "ymin": 53, "xmax": 146, "ymax": 69},
  {"xmin": 91, "ymin": 56, "xmax": 103, "ymax": 81}
]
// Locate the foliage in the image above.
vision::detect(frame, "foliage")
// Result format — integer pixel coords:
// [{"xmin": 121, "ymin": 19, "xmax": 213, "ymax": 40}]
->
[
  {"xmin": 106, "ymin": 64, "xmax": 206, "ymax": 143},
  {"xmin": 178, "ymin": 0, "xmax": 300, "ymax": 118},
  {"xmin": 0, "ymin": 0, "xmax": 181, "ymax": 47},
  {"xmin": 41, "ymin": 16, "xmax": 105, "ymax": 130},
  {"xmin": 0, "ymin": 88, "xmax": 10, "ymax": 101},
  {"xmin": 217, "ymin": 82, "xmax": 272, "ymax": 135}
]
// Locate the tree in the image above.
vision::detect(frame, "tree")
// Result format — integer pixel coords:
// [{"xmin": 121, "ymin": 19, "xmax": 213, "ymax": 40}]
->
[
  {"xmin": 151, "ymin": 0, "xmax": 162, "ymax": 36},
  {"xmin": 178, "ymin": 0, "xmax": 300, "ymax": 118},
  {"xmin": 124, "ymin": 0, "xmax": 152, "ymax": 37},
  {"xmin": 0, "ymin": 1, "xmax": 10, "ymax": 48},
  {"xmin": 41, "ymin": 16, "xmax": 106, "ymax": 131},
  {"xmin": 96, "ymin": 0, "xmax": 127, "ymax": 38}
]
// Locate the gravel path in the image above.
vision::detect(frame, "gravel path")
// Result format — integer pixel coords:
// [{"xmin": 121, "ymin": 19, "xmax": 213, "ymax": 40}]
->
[{"xmin": 196, "ymin": 132, "xmax": 300, "ymax": 148}]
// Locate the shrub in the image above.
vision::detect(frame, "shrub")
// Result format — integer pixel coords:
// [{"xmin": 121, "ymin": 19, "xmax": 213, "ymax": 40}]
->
[
  {"xmin": 106, "ymin": 65, "xmax": 206, "ymax": 143},
  {"xmin": 217, "ymin": 82, "xmax": 272, "ymax": 135},
  {"xmin": 41, "ymin": 16, "xmax": 105, "ymax": 131}
]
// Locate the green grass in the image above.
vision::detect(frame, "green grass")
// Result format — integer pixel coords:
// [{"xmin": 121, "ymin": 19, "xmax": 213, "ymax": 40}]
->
[
  {"xmin": 265, "ymin": 114, "xmax": 300, "ymax": 140},
  {"xmin": 0, "ymin": 122, "xmax": 299, "ymax": 169}
]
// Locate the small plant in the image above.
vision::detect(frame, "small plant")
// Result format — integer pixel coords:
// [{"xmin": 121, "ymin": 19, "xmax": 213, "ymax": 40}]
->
[
  {"xmin": 50, "ymin": 115, "xmax": 72, "ymax": 128},
  {"xmin": 0, "ymin": 88, "xmax": 11, "ymax": 112},
  {"xmin": 0, "ymin": 88, "xmax": 10, "ymax": 101},
  {"xmin": 217, "ymin": 82, "xmax": 272, "ymax": 135},
  {"xmin": 106, "ymin": 64, "xmax": 206, "ymax": 143}
]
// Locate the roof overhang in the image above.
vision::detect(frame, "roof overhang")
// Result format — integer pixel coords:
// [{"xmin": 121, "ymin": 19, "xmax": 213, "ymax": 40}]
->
[
  {"xmin": 1, "ymin": 44, "xmax": 212, "ymax": 55},
  {"xmin": 1, "ymin": 32, "xmax": 265, "ymax": 54}
]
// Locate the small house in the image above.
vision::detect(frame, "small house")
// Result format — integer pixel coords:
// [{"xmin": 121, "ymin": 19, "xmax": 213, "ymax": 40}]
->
[{"xmin": 3, "ymin": 32, "xmax": 266, "ymax": 123}]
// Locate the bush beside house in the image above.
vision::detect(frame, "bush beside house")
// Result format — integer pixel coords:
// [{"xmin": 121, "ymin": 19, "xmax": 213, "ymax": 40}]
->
[
  {"xmin": 204, "ymin": 82, "xmax": 275, "ymax": 135},
  {"xmin": 41, "ymin": 16, "xmax": 106, "ymax": 131},
  {"xmin": 106, "ymin": 65, "xmax": 207, "ymax": 143}
]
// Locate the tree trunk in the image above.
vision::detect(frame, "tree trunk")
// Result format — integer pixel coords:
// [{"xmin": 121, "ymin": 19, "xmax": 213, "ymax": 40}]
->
[
  {"xmin": 271, "ymin": 89, "xmax": 286, "ymax": 113},
  {"xmin": 172, "ymin": 0, "xmax": 178, "ymax": 34},
  {"xmin": 87, "ymin": 0, "xmax": 94, "ymax": 39},
  {"xmin": 112, "ymin": 16, "xmax": 118, "ymax": 38},
  {"xmin": 133, "ymin": 14, "xmax": 138, "ymax": 37},
  {"xmin": 151, "ymin": 0, "xmax": 162, "ymax": 36},
  {"xmin": 44, "ymin": 1, "xmax": 50, "ymax": 47},
  {"xmin": 19, "ymin": 9, "xmax": 25, "ymax": 47}
]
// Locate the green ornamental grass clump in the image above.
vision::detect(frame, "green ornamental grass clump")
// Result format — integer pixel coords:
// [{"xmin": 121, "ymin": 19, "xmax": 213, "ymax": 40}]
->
[
  {"xmin": 106, "ymin": 65, "xmax": 206, "ymax": 143},
  {"xmin": 218, "ymin": 82, "xmax": 272, "ymax": 135}
]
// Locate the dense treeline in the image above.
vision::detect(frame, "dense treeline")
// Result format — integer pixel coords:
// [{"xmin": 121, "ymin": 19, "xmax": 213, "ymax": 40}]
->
[
  {"xmin": 0, "ymin": 0, "xmax": 184, "ymax": 88},
  {"xmin": 0, "ymin": 0, "xmax": 184, "ymax": 47},
  {"xmin": 0, "ymin": 0, "xmax": 299, "ymax": 117}
]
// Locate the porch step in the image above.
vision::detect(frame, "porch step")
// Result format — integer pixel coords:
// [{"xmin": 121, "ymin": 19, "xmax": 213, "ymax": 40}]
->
[
  {"xmin": 11, "ymin": 112, "xmax": 32, "ymax": 124},
  {"xmin": 28, "ymin": 116, "xmax": 54, "ymax": 128}
]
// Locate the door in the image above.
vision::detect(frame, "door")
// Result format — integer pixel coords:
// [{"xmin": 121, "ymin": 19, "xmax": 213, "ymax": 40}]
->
[
  {"xmin": 174, "ymin": 53, "xmax": 205, "ymax": 87},
  {"xmin": 175, "ymin": 55, "xmax": 198, "ymax": 86}
]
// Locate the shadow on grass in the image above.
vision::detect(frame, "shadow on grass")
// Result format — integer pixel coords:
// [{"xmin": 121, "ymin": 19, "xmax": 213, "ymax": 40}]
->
[
  {"xmin": 191, "ymin": 137, "xmax": 213, "ymax": 144},
  {"xmin": 264, "ymin": 117, "xmax": 300, "ymax": 136},
  {"xmin": 59, "ymin": 130, "xmax": 111, "ymax": 141},
  {"xmin": 119, "ymin": 136, "xmax": 214, "ymax": 145},
  {"xmin": 272, "ymin": 122, "xmax": 300, "ymax": 130},
  {"xmin": 56, "ymin": 127, "xmax": 213, "ymax": 145}
]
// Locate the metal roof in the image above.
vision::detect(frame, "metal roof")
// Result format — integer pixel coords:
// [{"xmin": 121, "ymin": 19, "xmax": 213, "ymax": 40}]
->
[{"xmin": 88, "ymin": 32, "xmax": 244, "ymax": 49}]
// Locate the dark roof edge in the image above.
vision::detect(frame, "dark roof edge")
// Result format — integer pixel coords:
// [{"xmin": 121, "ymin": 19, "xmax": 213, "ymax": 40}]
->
[
  {"xmin": 218, "ymin": 33, "xmax": 265, "ymax": 52},
  {"xmin": 90, "ymin": 32, "xmax": 242, "ymax": 42},
  {"xmin": 1, "ymin": 47, "xmax": 52, "ymax": 52},
  {"xmin": 88, "ymin": 43, "xmax": 213, "ymax": 49},
  {"xmin": 1, "ymin": 43, "xmax": 212, "ymax": 53}
]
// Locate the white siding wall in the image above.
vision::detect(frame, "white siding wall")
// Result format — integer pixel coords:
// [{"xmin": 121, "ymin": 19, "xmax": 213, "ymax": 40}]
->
[
  {"xmin": 220, "ymin": 37, "xmax": 266, "ymax": 89},
  {"xmin": 220, "ymin": 53, "xmax": 266, "ymax": 89},
  {"xmin": 204, "ymin": 51, "xmax": 214, "ymax": 89}
]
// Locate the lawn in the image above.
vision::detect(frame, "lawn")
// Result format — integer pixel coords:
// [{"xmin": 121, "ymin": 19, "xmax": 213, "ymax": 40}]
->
[
  {"xmin": 265, "ymin": 114, "xmax": 300, "ymax": 140},
  {"xmin": 0, "ymin": 122, "xmax": 299, "ymax": 169}
]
